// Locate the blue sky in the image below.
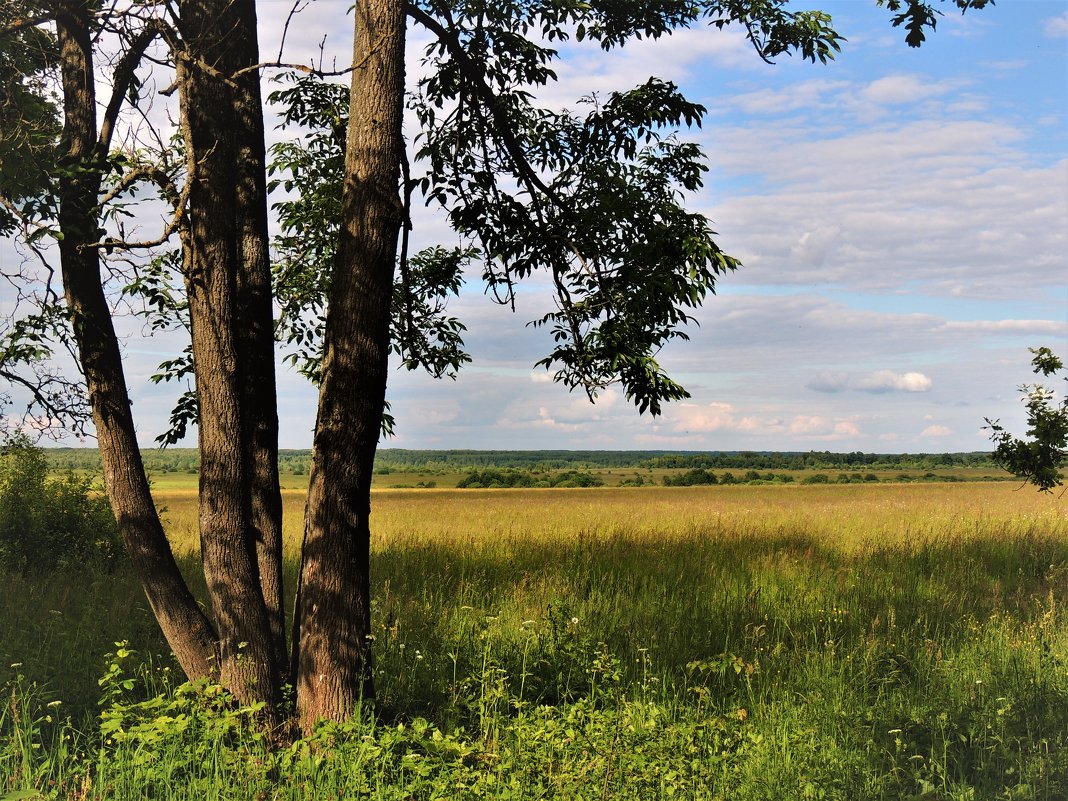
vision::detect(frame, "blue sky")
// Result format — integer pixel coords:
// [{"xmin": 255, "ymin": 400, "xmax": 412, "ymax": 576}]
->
[{"xmin": 2, "ymin": 0, "xmax": 1066, "ymax": 452}]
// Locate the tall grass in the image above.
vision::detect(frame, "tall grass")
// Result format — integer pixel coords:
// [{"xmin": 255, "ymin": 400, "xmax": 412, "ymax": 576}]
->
[{"xmin": 2, "ymin": 482, "xmax": 1066, "ymax": 799}]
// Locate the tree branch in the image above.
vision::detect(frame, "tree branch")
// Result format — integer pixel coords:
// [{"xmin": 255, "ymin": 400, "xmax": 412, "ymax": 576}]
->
[
  {"xmin": 83, "ymin": 164, "xmax": 191, "ymax": 251},
  {"xmin": 0, "ymin": 10, "xmax": 57, "ymax": 35},
  {"xmin": 99, "ymin": 21, "xmax": 163, "ymax": 151},
  {"xmin": 0, "ymin": 366, "xmax": 90, "ymax": 436},
  {"xmin": 405, "ymin": 3, "xmax": 561, "ymax": 208}
]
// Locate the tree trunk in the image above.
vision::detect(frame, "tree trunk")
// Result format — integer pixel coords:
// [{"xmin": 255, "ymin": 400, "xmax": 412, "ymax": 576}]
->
[
  {"xmin": 231, "ymin": 0, "xmax": 288, "ymax": 681},
  {"xmin": 295, "ymin": 0, "xmax": 407, "ymax": 728},
  {"xmin": 177, "ymin": 0, "xmax": 282, "ymax": 708},
  {"xmin": 54, "ymin": 2, "xmax": 218, "ymax": 682}
]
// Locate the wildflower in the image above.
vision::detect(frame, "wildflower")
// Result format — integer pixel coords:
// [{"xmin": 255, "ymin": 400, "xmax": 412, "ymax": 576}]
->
[
  {"xmin": 571, "ymin": 617, "xmax": 579, "ymax": 625},
  {"xmin": 46, "ymin": 700, "xmax": 62, "ymax": 708}
]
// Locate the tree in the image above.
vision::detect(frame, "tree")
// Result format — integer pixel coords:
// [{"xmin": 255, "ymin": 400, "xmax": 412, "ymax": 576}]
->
[
  {"xmin": 986, "ymin": 347, "xmax": 1067, "ymax": 493},
  {"xmin": 0, "ymin": 0, "xmax": 992, "ymax": 730},
  {"xmin": 0, "ymin": 433, "xmax": 121, "ymax": 573}
]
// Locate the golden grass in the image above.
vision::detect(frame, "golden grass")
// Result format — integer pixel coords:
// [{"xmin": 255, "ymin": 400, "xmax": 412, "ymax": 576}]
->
[{"xmin": 156, "ymin": 481, "xmax": 1066, "ymax": 558}]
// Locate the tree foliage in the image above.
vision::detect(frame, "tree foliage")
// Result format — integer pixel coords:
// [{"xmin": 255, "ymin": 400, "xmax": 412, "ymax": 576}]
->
[
  {"xmin": 0, "ymin": 1, "xmax": 59, "ymax": 236},
  {"xmin": 267, "ymin": 75, "xmax": 473, "ymax": 389},
  {"xmin": 986, "ymin": 347, "xmax": 1067, "ymax": 493},
  {"xmin": 0, "ymin": 434, "xmax": 121, "ymax": 572},
  {"xmin": 876, "ymin": 0, "xmax": 994, "ymax": 48}
]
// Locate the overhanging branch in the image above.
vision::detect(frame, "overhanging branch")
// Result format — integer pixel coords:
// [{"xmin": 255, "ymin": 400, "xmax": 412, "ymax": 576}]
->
[{"xmin": 405, "ymin": 3, "xmax": 561, "ymax": 208}]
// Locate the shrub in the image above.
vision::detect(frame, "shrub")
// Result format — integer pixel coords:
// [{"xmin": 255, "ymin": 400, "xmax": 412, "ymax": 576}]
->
[
  {"xmin": 0, "ymin": 435, "xmax": 121, "ymax": 573},
  {"xmin": 548, "ymin": 471, "xmax": 603, "ymax": 488},
  {"xmin": 664, "ymin": 468, "xmax": 718, "ymax": 487},
  {"xmin": 456, "ymin": 469, "xmax": 537, "ymax": 489}
]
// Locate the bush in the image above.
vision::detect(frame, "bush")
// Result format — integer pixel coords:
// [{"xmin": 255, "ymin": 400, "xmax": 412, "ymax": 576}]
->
[
  {"xmin": 664, "ymin": 468, "xmax": 718, "ymax": 487},
  {"xmin": 548, "ymin": 471, "xmax": 603, "ymax": 488},
  {"xmin": 0, "ymin": 436, "xmax": 121, "ymax": 573},
  {"xmin": 456, "ymin": 469, "xmax": 537, "ymax": 489}
]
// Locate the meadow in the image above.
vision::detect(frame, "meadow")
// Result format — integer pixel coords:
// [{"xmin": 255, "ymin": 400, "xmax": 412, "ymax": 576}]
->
[{"xmin": 2, "ymin": 480, "xmax": 1066, "ymax": 799}]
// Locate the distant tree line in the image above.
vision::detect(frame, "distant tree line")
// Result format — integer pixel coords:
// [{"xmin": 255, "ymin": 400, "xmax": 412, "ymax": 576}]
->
[{"xmin": 42, "ymin": 448, "xmax": 998, "ymax": 476}]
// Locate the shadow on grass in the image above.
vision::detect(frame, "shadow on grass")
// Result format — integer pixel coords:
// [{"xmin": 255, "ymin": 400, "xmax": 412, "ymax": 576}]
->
[{"xmin": 4, "ymin": 530, "xmax": 1066, "ymax": 724}]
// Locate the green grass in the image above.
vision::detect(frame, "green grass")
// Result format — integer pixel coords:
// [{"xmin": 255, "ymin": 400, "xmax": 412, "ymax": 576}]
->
[{"xmin": 2, "ymin": 482, "xmax": 1066, "ymax": 799}]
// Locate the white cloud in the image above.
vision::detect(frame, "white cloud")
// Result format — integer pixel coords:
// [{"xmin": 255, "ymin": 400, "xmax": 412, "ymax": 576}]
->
[
  {"xmin": 857, "ymin": 371, "xmax": 933, "ymax": 394},
  {"xmin": 860, "ymin": 74, "xmax": 958, "ymax": 105},
  {"xmin": 939, "ymin": 319, "xmax": 1068, "ymax": 335},
  {"xmin": 806, "ymin": 368, "xmax": 932, "ymax": 394},
  {"xmin": 921, "ymin": 425, "xmax": 953, "ymax": 438},
  {"xmin": 669, "ymin": 403, "xmax": 864, "ymax": 442},
  {"xmin": 788, "ymin": 415, "xmax": 832, "ymax": 435},
  {"xmin": 729, "ymin": 79, "xmax": 851, "ymax": 115},
  {"xmin": 1044, "ymin": 11, "xmax": 1068, "ymax": 38},
  {"xmin": 834, "ymin": 421, "xmax": 861, "ymax": 437},
  {"xmin": 672, "ymin": 402, "xmax": 762, "ymax": 434},
  {"xmin": 707, "ymin": 141, "xmax": 1067, "ymax": 299}
]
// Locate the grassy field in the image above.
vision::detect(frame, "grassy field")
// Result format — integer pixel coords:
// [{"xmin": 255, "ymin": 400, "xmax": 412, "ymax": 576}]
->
[{"xmin": 2, "ymin": 481, "xmax": 1066, "ymax": 799}]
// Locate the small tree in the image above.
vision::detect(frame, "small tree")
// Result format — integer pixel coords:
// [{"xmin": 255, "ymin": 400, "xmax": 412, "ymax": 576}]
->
[
  {"xmin": 0, "ymin": 434, "xmax": 121, "ymax": 572},
  {"xmin": 986, "ymin": 347, "xmax": 1067, "ymax": 493}
]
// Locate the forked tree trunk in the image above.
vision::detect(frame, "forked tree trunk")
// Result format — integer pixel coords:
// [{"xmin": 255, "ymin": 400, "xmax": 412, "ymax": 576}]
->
[
  {"xmin": 294, "ymin": 0, "xmax": 407, "ymax": 728},
  {"xmin": 54, "ymin": 2, "xmax": 218, "ymax": 682},
  {"xmin": 176, "ymin": 0, "xmax": 283, "ymax": 708}
]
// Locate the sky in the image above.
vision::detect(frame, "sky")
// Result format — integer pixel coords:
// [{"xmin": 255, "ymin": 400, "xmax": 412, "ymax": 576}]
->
[{"xmin": 2, "ymin": 0, "xmax": 1067, "ymax": 453}]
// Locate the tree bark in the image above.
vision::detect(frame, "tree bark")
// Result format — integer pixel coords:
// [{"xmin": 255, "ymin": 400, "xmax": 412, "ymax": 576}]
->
[
  {"xmin": 177, "ymin": 0, "xmax": 282, "ymax": 708},
  {"xmin": 54, "ymin": 1, "xmax": 218, "ymax": 682},
  {"xmin": 231, "ymin": 0, "xmax": 288, "ymax": 681},
  {"xmin": 295, "ymin": 0, "xmax": 407, "ymax": 728}
]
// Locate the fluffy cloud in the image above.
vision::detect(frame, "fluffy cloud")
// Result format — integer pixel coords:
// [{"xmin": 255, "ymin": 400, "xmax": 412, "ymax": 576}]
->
[
  {"xmin": 670, "ymin": 403, "xmax": 864, "ymax": 442},
  {"xmin": 672, "ymin": 402, "xmax": 762, "ymax": 434},
  {"xmin": 1045, "ymin": 12, "xmax": 1068, "ymax": 38},
  {"xmin": 807, "ymin": 370, "xmax": 932, "ymax": 394},
  {"xmin": 860, "ymin": 74, "xmax": 960, "ymax": 105},
  {"xmin": 834, "ymin": 421, "xmax": 862, "ymax": 437},
  {"xmin": 703, "ymin": 113, "xmax": 1066, "ymax": 300},
  {"xmin": 806, "ymin": 372, "xmax": 851, "ymax": 394},
  {"xmin": 856, "ymin": 371, "xmax": 933, "ymax": 394},
  {"xmin": 921, "ymin": 425, "xmax": 953, "ymax": 438}
]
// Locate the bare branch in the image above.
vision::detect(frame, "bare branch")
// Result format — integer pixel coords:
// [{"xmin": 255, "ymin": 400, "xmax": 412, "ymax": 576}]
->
[
  {"xmin": 0, "ymin": 367, "xmax": 90, "ymax": 437},
  {"xmin": 277, "ymin": 0, "xmax": 309, "ymax": 64}
]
